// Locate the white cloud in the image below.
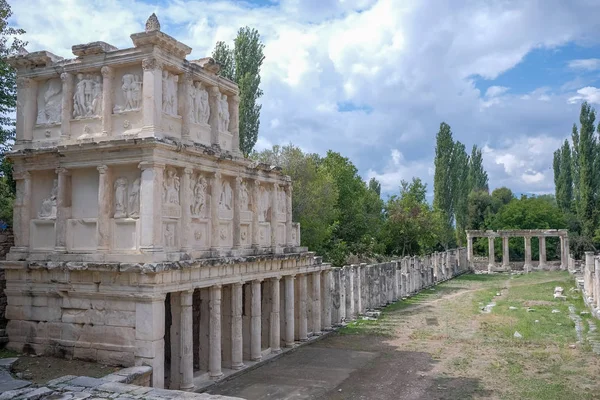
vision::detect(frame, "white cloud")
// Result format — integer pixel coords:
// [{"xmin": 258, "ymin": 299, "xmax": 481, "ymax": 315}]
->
[
  {"xmin": 568, "ymin": 86, "xmax": 600, "ymax": 105},
  {"xmin": 485, "ymin": 86, "xmax": 509, "ymax": 98},
  {"xmin": 568, "ymin": 58, "xmax": 600, "ymax": 71}
]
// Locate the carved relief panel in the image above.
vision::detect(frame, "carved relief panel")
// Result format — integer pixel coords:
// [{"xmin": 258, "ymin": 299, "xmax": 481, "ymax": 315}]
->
[
  {"xmin": 258, "ymin": 185, "xmax": 270, "ymax": 223},
  {"xmin": 218, "ymin": 94, "xmax": 230, "ymax": 133},
  {"xmin": 190, "ymin": 173, "xmax": 209, "ymax": 219},
  {"xmin": 218, "ymin": 178, "xmax": 233, "ymax": 220},
  {"xmin": 112, "ymin": 175, "xmax": 140, "ymax": 219},
  {"xmin": 72, "ymin": 73, "xmax": 102, "ymax": 119},
  {"xmin": 163, "ymin": 167, "xmax": 181, "ymax": 218},
  {"xmin": 36, "ymin": 78, "xmax": 63, "ymax": 126},
  {"xmin": 162, "ymin": 70, "xmax": 179, "ymax": 116},
  {"xmin": 111, "ymin": 66, "xmax": 143, "ymax": 136},
  {"xmin": 189, "ymin": 81, "xmax": 210, "ymax": 125}
]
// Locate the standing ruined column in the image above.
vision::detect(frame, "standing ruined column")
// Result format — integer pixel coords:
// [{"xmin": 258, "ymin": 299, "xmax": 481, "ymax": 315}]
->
[
  {"xmin": 488, "ymin": 236, "xmax": 495, "ymax": 273},
  {"xmin": 100, "ymin": 66, "xmax": 114, "ymax": 136},
  {"xmin": 15, "ymin": 77, "xmax": 37, "ymax": 144},
  {"xmin": 466, "ymin": 234, "xmax": 473, "ymax": 269},
  {"xmin": 346, "ymin": 266, "xmax": 355, "ymax": 318},
  {"xmin": 210, "ymin": 171, "xmax": 221, "ymax": 251},
  {"xmin": 585, "ymin": 252, "xmax": 594, "ymax": 299},
  {"xmin": 251, "ymin": 280, "xmax": 262, "ymax": 361},
  {"xmin": 208, "ymin": 86, "xmax": 221, "ymax": 146},
  {"xmin": 231, "ymin": 283, "xmax": 244, "ymax": 369},
  {"xmin": 180, "ymin": 168, "xmax": 193, "ymax": 252},
  {"xmin": 209, "ymin": 285, "xmax": 223, "ymax": 379},
  {"xmin": 141, "ymin": 57, "xmax": 162, "ymax": 135},
  {"xmin": 595, "ymin": 258, "xmax": 600, "ymax": 310},
  {"xmin": 355, "ymin": 265, "xmax": 363, "ymax": 313},
  {"xmin": 55, "ymin": 167, "xmax": 71, "ymax": 252},
  {"xmin": 297, "ymin": 274, "xmax": 308, "ymax": 341},
  {"xmin": 179, "ymin": 290, "xmax": 194, "ymax": 391},
  {"xmin": 285, "ymin": 183, "xmax": 294, "ymax": 247},
  {"xmin": 524, "ymin": 236, "xmax": 532, "ymax": 273},
  {"xmin": 97, "ymin": 165, "xmax": 111, "ymax": 251},
  {"xmin": 538, "ymin": 236, "xmax": 547, "ymax": 269},
  {"xmin": 284, "ymin": 275, "xmax": 295, "ymax": 347},
  {"xmin": 270, "ymin": 277, "xmax": 281, "ymax": 352},
  {"xmin": 312, "ymin": 271, "xmax": 322, "ymax": 334},
  {"xmin": 60, "ymin": 72, "xmax": 74, "ymax": 139},
  {"xmin": 560, "ymin": 236, "xmax": 567, "ymax": 270},
  {"xmin": 321, "ymin": 269, "xmax": 332, "ymax": 330},
  {"xmin": 502, "ymin": 236, "xmax": 510, "ymax": 269},
  {"xmin": 139, "ymin": 162, "xmax": 164, "ymax": 252}
]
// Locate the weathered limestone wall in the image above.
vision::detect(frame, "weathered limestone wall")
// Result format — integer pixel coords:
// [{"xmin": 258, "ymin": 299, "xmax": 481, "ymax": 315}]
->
[
  {"xmin": 328, "ymin": 248, "xmax": 469, "ymax": 322},
  {"xmin": 578, "ymin": 252, "xmax": 600, "ymax": 319}
]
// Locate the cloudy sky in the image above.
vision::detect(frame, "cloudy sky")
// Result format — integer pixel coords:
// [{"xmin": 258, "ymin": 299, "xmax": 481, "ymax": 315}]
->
[{"xmin": 10, "ymin": 0, "xmax": 600, "ymax": 198}]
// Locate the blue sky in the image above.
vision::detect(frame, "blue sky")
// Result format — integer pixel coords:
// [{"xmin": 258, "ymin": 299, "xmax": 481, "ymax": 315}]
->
[{"xmin": 9, "ymin": 0, "xmax": 600, "ymax": 198}]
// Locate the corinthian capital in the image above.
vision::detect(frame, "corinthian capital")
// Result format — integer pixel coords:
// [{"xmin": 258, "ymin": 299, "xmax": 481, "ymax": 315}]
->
[{"xmin": 142, "ymin": 57, "xmax": 162, "ymax": 71}]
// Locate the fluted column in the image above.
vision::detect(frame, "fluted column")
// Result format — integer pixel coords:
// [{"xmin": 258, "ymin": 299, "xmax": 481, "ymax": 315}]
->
[
  {"xmin": 502, "ymin": 236, "xmax": 510, "ymax": 269},
  {"xmin": 210, "ymin": 171, "xmax": 221, "ymax": 251},
  {"xmin": 97, "ymin": 165, "xmax": 110, "ymax": 251},
  {"xmin": 271, "ymin": 183, "xmax": 279, "ymax": 251},
  {"xmin": 229, "ymin": 94, "xmax": 240, "ymax": 155},
  {"xmin": 321, "ymin": 269, "xmax": 332, "ymax": 330},
  {"xmin": 180, "ymin": 73, "xmax": 192, "ymax": 141},
  {"xmin": 209, "ymin": 285, "xmax": 223, "ymax": 379},
  {"xmin": 487, "ymin": 236, "xmax": 495, "ymax": 273},
  {"xmin": 284, "ymin": 275, "xmax": 295, "ymax": 347},
  {"xmin": 60, "ymin": 72, "xmax": 74, "ymax": 139},
  {"xmin": 138, "ymin": 162, "xmax": 164, "ymax": 252},
  {"xmin": 208, "ymin": 86, "xmax": 221, "ymax": 146},
  {"xmin": 180, "ymin": 168, "xmax": 193, "ymax": 252},
  {"xmin": 233, "ymin": 177, "xmax": 242, "ymax": 249},
  {"xmin": 285, "ymin": 183, "xmax": 293, "ymax": 247},
  {"xmin": 141, "ymin": 57, "xmax": 162, "ymax": 135},
  {"xmin": 100, "ymin": 66, "xmax": 114, "ymax": 137},
  {"xmin": 251, "ymin": 180, "xmax": 260, "ymax": 247},
  {"xmin": 16, "ymin": 77, "xmax": 37, "ymax": 144},
  {"xmin": 231, "ymin": 283, "xmax": 244, "ymax": 369},
  {"xmin": 270, "ymin": 277, "xmax": 281, "ymax": 352},
  {"xmin": 524, "ymin": 236, "xmax": 532, "ymax": 273},
  {"xmin": 55, "ymin": 167, "xmax": 71, "ymax": 252},
  {"xmin": 251, "ymin": 280, "xmax": 262, "ymax": 361},
  {"xmin": 297, "ymin": 274, "xmax": 308, "ymax": 341},
  {"xmin": 180, "ymin": 290, "xmax": 194, "ymax": 391},
  {"xmin": 538, "ymin": 236, "xmax": 547, "ymax": 269},
  {"xmin": 312, "ymin": 272, "xmax": 322, "ymax": 335}
]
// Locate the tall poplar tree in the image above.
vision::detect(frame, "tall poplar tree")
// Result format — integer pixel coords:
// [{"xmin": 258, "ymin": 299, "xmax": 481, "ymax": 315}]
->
[
  {"xmin": 468, "ymin": 145, "xmax": 489, "ymax": 193},
  {"xmin": 453, "ymin": 141, "xmax": 470, "ymax": 245},
  {"xmin": 571, "ymin": 123, "xmax": 580, "ymax": 214},
  {"xmin": 577, "ymin": 102, "xmax": 596, "ymax": 238},
  {"xmin": 433, "ymin": 122, "xmax": 456, "ymax": 233}
]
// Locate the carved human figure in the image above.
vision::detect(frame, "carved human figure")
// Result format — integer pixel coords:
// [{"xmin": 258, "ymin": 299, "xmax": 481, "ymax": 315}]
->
[
  {"xmin": 162, "ymin": 71, "xmax": 178, "ymax": 116},
  {"xmin": 219, "ymin": 94, "xmax": 230, "ymax": 132},
  {"xmin": 197, "ymin": 83, "xmax": 210, "ymax": 124},
  {"xmin": 240, "ymin": 181, "xmax": 249, "ymax": 211},
  {"xmin": 278, "ymin": 190, "xmax": 286, "ymax": 214},
  {"xmin": 36, "ymin": 79, "xmax": 62, "ymax": 125},
  {"xmin": 114, "ymin": 177, "xmax": 129, "ymax": 218},
  {"xmin": 219, "ymin": 181, "xmax": 233, "ymax": 211},
  {"xmin": 116, "ymin": 74, "xmax": 142, "ymax": 112},
  {"xmin": 73, "ymin": 73, "xmax": 102, "ymax": 118},
  {"xmin": 73, "ymin": 73, "xmax": 87, "ymax": 118},
  {"xmin": 128, "ymin": 178, "xmax": 140, "ymax": 218},
  {"xmin": 164, "ymin": 224, "xmax": 175, "ymax": 247},
  {"xmin": 38, "ymin": 179, "xmax": 58, "ymax": 219},
  {"xmin": 191, "ymin": 176, "xmax": 207, "ymax": 217},
  {"xmin": 91, "ymin": 75, "xmax": 103, "ymax": 115},
  {"xmin": 163, "ymin": 169, "xmax": 180, "ymax": 205},
  {"xmin": 259, "ymin": 186, "xmax": 270, "ymax": 221}
]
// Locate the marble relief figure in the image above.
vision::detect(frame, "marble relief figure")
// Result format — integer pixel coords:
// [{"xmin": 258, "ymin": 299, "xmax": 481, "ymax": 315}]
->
[
  {"xmin": 163, "ymin": 168, "xmax": 180, "ymax": 205},
  {"xmin": 218, "ymin": 94, "xmax": 230, "ymax": 132},
  {"xmin": 219, "ymin": 181, "xmax": 233, "ymax": 211},
  {"xmin": 189, "ymin": 82, "xmax": 209, "ymax": 124},
  {"xmin": 240, "ymin": 181, "xmax": 249, "ymax": 211},
  {"xmin": 128, "ymin": 178, "xmax": 140, "ymax": 218},
  {"xmin": 191, "ymin": 175, "xmax": 207, "ymax": 217},
  {"xmin": 114, "ymin": 74, "xmax": 142, "ymax": 113},
  {"xmin": 164, "ymin": 224, "xmax": 175, "ymax": 247},
  {"xmin": 114, "ymin": 177, "xmax": 128, "ymax": 218},
  {"xmin": 162, "ymin": 71, "xmax": 178, "ymax": 116},
  {"xmin": 73, "ymin": 73, "xmax": 102, "ymax": 118},
  {"xmin": 36, "ymin": 79, "xmax": 62, "ymax": 125},
  {"xmin": 259, "ymin": 186, "xmax": 270, "ymax": 221},
  {"xmin": 38, "ymin": 179, "xmax": 58, "ymax": 219}
]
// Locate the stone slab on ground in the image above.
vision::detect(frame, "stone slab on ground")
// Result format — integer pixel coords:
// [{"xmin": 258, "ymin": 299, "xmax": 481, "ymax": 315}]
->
[{"xmin": 0, "ymin": 369, "xmax": 30, "ymax": 393}]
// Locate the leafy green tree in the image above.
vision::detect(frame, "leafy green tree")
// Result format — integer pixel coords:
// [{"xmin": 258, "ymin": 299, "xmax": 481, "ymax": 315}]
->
[
  {"xmin": 576, "ymin": 102, "xmax": 596, "ymax": 238},
  {"xmin": 212, "ymin": 27, "xmax": 265, "ymax": 156},
  {"xmin": 453, "ymin": 141, "xmax": 470, "ymax": 245},
  {"xmin": 467, "ymin": 190, "xmax": 493, "ymax": 230},
  {"xmin": 468, "ymin": 145, "xmax": 489, "ymax": 193},
  {"xmin": 491, "ymin": 187, "xmax": 514, "ymax": 212},
  {"xmin": 433, "ymin": 122, "xmax": 455, "ymax": 240},
  {"xmin": 571, "ymin": 123, "xmax": 580, "ymax": 214},
  {"xmin": 368, "ymin": 177, "xmax": 381, "ymax": 196}
]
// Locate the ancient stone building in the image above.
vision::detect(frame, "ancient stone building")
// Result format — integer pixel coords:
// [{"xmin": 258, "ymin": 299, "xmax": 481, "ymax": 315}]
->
[{"xmin": 2, "ymin": 15, "xmax": 329, "ymax": 390}]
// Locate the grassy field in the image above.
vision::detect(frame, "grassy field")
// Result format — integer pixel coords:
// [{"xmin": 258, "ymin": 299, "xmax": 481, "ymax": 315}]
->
[{"xmin": 339, "ymin": 271, "xmax": 600, "ymax": 399}]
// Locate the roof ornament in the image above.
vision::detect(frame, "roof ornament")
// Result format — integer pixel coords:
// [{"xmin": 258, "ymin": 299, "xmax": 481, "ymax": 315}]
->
[
  {"xmin": 145, "ymin": 13, "xmax": 161, "ymax": 33},
  {"xmin": 17, "ymin": 46, "xmax": 28, "ymax": 56}
]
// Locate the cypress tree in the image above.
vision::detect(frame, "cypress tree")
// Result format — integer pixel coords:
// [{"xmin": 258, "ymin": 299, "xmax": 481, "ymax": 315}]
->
[
  {"xmin": 577, "ymin": 102, "xmax": 596, "ymax": 238},
  {"xmin": 433, "ymin": 122, "xmax": 456, "ymax": 233}
]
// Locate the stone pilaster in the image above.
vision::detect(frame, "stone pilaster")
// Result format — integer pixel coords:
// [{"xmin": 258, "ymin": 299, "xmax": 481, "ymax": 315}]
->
[
  {"xmin": 138, "ymin": 162, "xmax": 164, "ymax": 252},
  {"xmin": 180, "ymin": 290, "xmax": 194, "ymax": 391},
  {"xmin": 233, "ymin": 177, "xmax": 242, "ymax": 249},
  {"xmin": 524, "ymin": 236, "xmax": 532, "ymax": 273},
  {"xmin": 502, "ymin": 236, "xmax": 510, "ymax": 269},
  {"xmin": 135, "ymin": 296, "xmax": 166, "ymax": 389},
  {"xmin": 312, "ymin": 271, "xmax": 322, "ymax": 335},
  {"xmin": 231, "ymin": 283, "xmax": 244, "ymax": 369},
  {"xmin": 251, "ymin": 180, "xmax": 260, "ymax": 248},
  {"xmin": 12, "ymin": 171, "xmax": 31, "ymax": 251},
  {"xmin": 97, "ymin": 165, "xmax": 110, "ymax": 251},
  {"xmin": 284, "ymin": 275, "xmax": 295, "ymax": 347},
  {"xmin": 55, "ymin": 167, "xmax": 71, "ymax": 252},
  {"xmin": 208, "ymin": 86, "xmax": 221, "ymax": 147},
  {"xmin": 538, "ymin": 236, "xmax": 547, "ymax": 269},
  {"xmin": 271, "ymin": 183, "xmax": 279, "ymax": 251},
  {"xmin": 251, "ymin": 279, "xmax": 262, "ymax": 361},
  {"xmin": 16, "ymin": 77, "xmax": 37, "ymax": 143},
  {"xmin": 297, "ymin": 274, "xmax": 308, "ymax": 341},
  {"xmin": 100, "ymin": 66, "xmax": 114, "ymax": 136},
  {"xmin": 180, "ymin": 73, "xmax": 192, "ymax": 140},
  {"xmin": 230, "ymin": 94, "xmax": 240, "ymax": 155},
  {"xmin": 285, "ymin": 183, "xmax": 293, "ymax": 247},
  {"xmin": 270, "ymin": 277, "xmax": 281, "ymax": 353},
  {"xmin": 141, "ymin": 57, "xmax": 163, "ymax": 136},
  {"xmin": 321, "ymin": 269, "xmax": 332, "ymax": 330},
  {"xmin": 180, "ymin": 167, "xmax": 193, "ymax": 252},
  {"xmin": 60, "ymin": 72, "xmax": 74, "ymax": 139},
  {"xmin": 487, "ymin": 236, "xmax": 495, "ymax": 273},
  {"xmin": 210, "ymin": 171, "xmax": 221, "ymax": 251},
  {"xmin": 209, "ymin": 285, "xmax": 223, "ymax": 379}
]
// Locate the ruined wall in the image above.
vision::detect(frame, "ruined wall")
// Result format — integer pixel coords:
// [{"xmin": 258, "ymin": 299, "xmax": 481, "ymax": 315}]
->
[
  {"xmin": 0, "ymin": 227, "xmax": 13, "ymax": 344},
  {"xmin": 329, "ymin": 248, "xmax": 469, "ymax": 322}
]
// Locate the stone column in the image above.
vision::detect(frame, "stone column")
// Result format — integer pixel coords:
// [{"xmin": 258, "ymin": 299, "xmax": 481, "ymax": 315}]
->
[
  {"xmin": 141, "ymin": 58, "xmax": 163, "ymax": 135},
  {"xmin": 466, "ymin": 234, "xmax": 473, "ymax": 268},
  {"xmin": 312, "ymin": 271, "xmax": 322, "ymax": 335},
  {"xmin": 560, "ymin": 236, "xmax": 567, "ymax": 270},
  {"xmin": 180, "ymin": 168, "xmax": 193, "ymax": 252},
  {"xmin": 585, "ymin": 252, "xmax": 594, "ymax": 298},
  {"xmin": 12, "ymin": 171, "xmax": 32, "ymax": 251},
  {"xmin": 487, "ymin": 236, "xmax": 495, "ymax": 273},
  {"xmin": 271, "ymin": 183, "xmax": 279, "ymax": 251},
  {"xmin": 138, "ymin": 162, "xmax": 164, "ymax": 252},
  {"xmin": 595, "ymin": 258, "xmax": 600, "ymax": 310},
  {"xmin": 284, "ymin": 275, "xmax": 295, "ymax": 347},
  {"xmin": 502, "ymin": 236, "xmax": 510, "ymax": 269},
  {"xmin": 209, "ymin": 285, "xmax": 223, "ymax": 379},
  {"xmin": 60, "ymin": 72, "xmax": 74, "ymax": 139},
  {"xmin": 55, "ymin": 167, "xmax": 71, "ymax": 252},
  {"xmin": 208, "ymin": 86, "xmax": 221, "ymax": 146},
  {"xmin": 321, "ymin": 269, "xmax": 332, "ymax": 330},
  {"xmin": 285, "ymin": 183, "xmax": 293, "ymax": 247},
  {"xmin": 270, "ymin": 277, "xmax": 281, "ymax": 352},
  {"xmin": 538, "ymin": 236, "xmax": 547, "ymax": 269},
  {"xmin": 16, "ymin": 77, "xmax": 37, "ymax": 144},
  {"xmin": 179, "ymin": 290, "xmax": 194, "ymax": 391},
  {"xmin": 524, "ymin": 236, "xmax": 532, "ymax": 273},
  {"xmin": 297, "ymin": 274, "xmax": 308, "ymax": 341},
  {"xmin": 179, "ymin": 74, "xmax": 192, "ymax": 141},
  {"xmin": 231, "ymin": 283, "xmax": 244, "ymax": 369},
  {"xmin": 210, "ymin": 171, "xmax": 221, "ymax": 251},
  {"xmin": 97, "ymin": 165, "xmax": 110, "ymax": 251},
  {"xmin": 100, "ymin": 66, "xmax": 114, "ymax": 137},
  {"xmin": 229, "ymin": 94, "xmax": 240, "ymax": 155},
  {"xmin": 251, "ymin": 279, "xmax": 262, "ymax": 361},
  {"xmin": 251, "ymin": 180, "xmax": 260, "ymax": 248},
  {"xmin": 135, "ymin": 296, "xmax": 166, "ymax": 388},
  {"xmin": 233, "ymin": 177, "xmax": 242, "ymax": 249}
]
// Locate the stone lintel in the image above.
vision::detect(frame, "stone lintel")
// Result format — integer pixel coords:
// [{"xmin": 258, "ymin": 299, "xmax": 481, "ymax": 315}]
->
[{"xmin": 72, "ymin": 41, "xmax": 119, "ymax": 57}]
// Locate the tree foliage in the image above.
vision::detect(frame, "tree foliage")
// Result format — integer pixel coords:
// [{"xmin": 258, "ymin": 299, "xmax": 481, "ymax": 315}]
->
[{"xmin": 468, "ymin": 145, "xmax": 489, "ymax": 193}]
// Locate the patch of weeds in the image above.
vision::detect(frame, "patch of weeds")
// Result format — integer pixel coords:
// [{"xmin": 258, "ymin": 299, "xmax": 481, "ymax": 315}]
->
[{"xmin": 0, "ymin": 348, "xmax": 18, "ymax": 358}]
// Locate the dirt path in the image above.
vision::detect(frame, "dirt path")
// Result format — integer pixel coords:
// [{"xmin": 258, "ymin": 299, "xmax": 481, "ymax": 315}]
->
[{"xmin": 208, "ymin": 272, "xmax": 600, "ymax": 400}]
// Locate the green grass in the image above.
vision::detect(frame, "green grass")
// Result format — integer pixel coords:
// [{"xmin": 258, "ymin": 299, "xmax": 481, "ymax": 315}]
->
[{"xmin": 0, "ymin": 348, "xmax": 18, "ymax": 359}]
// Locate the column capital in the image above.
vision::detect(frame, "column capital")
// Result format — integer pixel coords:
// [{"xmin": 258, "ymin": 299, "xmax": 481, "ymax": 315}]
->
[
  {"xmin": 97, "ymin": 165, "xmax": 109, "ymax": 174},
  {"xmin": 212, "ymin": 170, "xmax": 222, "ymax": 180},
  {"xmin": 13, "ymin": 171, "xmax": 31, "ymax": 181},
  {"xmin": 16, "ymin": 77, "xmax": 35, "ymax": 88},
  {"xmin": 232, "ymin": 281, "xmax": 243, "ymax": 288},
  {"xmin": 100, "ymin": 65, "xmax": 115, "ymax": 78},
  {"xmin": 211, "ymin": 284, "xmax": 223, "ymax": 290},
  {"xmin": 183, "ymin": 167, "xmax": 194, "ymax": 176},
  {"xmin": 55, "ymin": 167, "xmax": 70, "ymax": 176},
  {"xmin": 253, "ymin": 278, "xmax": 263, "ymax": 284},
  {"xmin": 142, "ymin": 57, "xmax": 162, "ymax": 71},
  {"xmin": 138, "ymin": 161, "xmax": 165, "ymax": 171},
  {"xmin": 271, "ymin": 276, "xmax": 281, "ymax": 282},
  {"xmin": 284, "ymin": 274, "xmax": 296, "ymax": 281},
  {"xmin": 60, "ymin": 72, "xmax": 73, "ymax": 82},
  {"xmin": 236, "ymin": 176, "xmax": 243, "ymax": 184}
]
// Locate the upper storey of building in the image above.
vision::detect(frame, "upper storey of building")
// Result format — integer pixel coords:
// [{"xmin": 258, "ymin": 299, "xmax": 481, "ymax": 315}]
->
[{"xmin": 7, "ymin": 14, "xmax": 240, "ymax": 155}]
